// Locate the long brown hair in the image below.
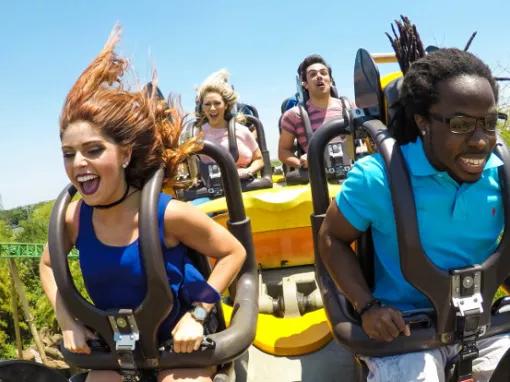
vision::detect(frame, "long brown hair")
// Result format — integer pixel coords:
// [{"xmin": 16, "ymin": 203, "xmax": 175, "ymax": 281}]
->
[{"xmin": 60, "ymin": 26, "xmax": 201, "ymax": 189}]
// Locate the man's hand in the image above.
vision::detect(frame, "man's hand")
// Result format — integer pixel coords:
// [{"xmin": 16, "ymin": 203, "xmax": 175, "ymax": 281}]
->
[
  {"xmin": 361, "ymin": 306, "xmax": 410, "ymax": 342},
  {"xmin": 171, "ymin": 312, "xmax": 204, "ymax": 353}
]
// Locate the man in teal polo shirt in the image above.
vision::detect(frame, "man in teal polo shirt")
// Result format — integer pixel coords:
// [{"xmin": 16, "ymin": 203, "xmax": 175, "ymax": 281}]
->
[
  {"xmin": 319, "ymin": 48, "xmax": 510, "ymax": 381},
  {"xmin": 338, "ymin": 138, "xmax": 503, "ymax": 311}
]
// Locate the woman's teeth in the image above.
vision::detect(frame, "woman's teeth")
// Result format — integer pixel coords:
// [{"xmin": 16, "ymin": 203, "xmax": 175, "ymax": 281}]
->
[{"xmin": 77, "ymin": 174, "xmax": 98, "ymax": 182}]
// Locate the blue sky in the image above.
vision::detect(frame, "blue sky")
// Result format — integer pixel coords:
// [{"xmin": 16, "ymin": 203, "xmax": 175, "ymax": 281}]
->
[{"xmin": 1, "ymin": 0, "xmax": 509, "ymax": 209}]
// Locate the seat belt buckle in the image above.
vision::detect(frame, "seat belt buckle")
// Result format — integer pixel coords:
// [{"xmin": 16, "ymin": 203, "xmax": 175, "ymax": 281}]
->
[
  {"xmin": 451, "ymin": 268, "xmax": 483, "ymax": 317},
  {"xmin": 108, "ymin": 309, "xmax": 140, "ymax": 352},
  {"xmin": 108, "ymin": 309, "xmax": 140, "ymax": 373}
]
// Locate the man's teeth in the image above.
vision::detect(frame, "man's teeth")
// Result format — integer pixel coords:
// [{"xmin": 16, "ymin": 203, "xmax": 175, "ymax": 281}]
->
[
  {"xmin": 460, "ymin": 157, "xmax": 484, "ymax": 166},
  {"xmin": 77, "ymin": 174, "xmax": 98, "ymax": 182}
]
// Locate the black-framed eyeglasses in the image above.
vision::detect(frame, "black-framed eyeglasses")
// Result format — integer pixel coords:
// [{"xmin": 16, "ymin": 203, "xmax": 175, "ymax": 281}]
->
[{"xmin": 428, "ymin": 112, "xmax": 508, "ymax": 134}]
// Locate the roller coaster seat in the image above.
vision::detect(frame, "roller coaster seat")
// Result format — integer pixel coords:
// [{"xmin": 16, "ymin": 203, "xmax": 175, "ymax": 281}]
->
[
  {"xmin": 278, "ymin": 83, "xmax": 353, "ymax": 185},
  {"xmin": 309, "ymin": 48, "xmax": 510, "ymax": 382},
  {"xmin": 180, "ymin": 110, "xmax": 273, "ymax": 202},
  {"xmin": 237, "ymin": 102, "xmax": 259, "ymax": 120},
  {"xmin": 45, "ymin": 142, "xmax": 258, "ymax": 381},
  {"xmin": 310, "ymin": 115, "xmax": 510, "ymax": 382}
]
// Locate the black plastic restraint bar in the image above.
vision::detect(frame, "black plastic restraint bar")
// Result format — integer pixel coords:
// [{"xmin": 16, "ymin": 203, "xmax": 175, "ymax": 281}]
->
[{"xmin": 48, "ymin": 141, "xmax": 258, "ymax": 371}]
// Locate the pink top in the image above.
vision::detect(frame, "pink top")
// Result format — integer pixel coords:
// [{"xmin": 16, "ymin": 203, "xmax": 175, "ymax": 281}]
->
[
  {"xmin": 201, "ymin": 123, "xmax": 259, "ymax": 168},
  {"xmin": 280, "ymin": 97, "xmax": 353, "ymax": 152}
]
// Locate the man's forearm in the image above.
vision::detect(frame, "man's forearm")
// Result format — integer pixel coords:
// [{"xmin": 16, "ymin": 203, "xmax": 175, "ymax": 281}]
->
[{"xmin": 319, "ymin": 230, "xmax": 373, "ymax": 312}]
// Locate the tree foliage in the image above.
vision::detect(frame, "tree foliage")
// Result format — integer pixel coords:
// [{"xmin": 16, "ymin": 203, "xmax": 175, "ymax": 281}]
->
[{"xmin": 0, "ymin": 199, "xmax": 91, "ymax": 359}]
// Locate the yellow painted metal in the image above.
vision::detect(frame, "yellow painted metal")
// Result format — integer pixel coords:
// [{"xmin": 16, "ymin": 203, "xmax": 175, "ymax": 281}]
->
[
  {"xmin": 198, "ymin": 184, "xmax": 342, "ymax": 269},
  {"xmin": 197, "ymin": 183, "xmax": 341, "ymax": 233},
  {"xmin": 380, "ymin": 71, "xmax": 402, "ymax": 88},
  {"xmin": 380, "ymin": 71, "xmax": 403, "ymax": 124},
  {"xmin": 222, "ymin": 303, "xmax": 332, "ymax": 356},
  {"xmin": 197, "ymin": 185, "xmax": 341, "ymax": 355},
  {"xmin": 371, "ymin": 53, "xmax": 397, "ymax": 64}
]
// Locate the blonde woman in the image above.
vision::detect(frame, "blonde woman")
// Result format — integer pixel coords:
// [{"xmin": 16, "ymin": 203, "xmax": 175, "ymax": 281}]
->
[{"xmin": 196, "ymin": 70, "xmax": 264, "ymax": 179}]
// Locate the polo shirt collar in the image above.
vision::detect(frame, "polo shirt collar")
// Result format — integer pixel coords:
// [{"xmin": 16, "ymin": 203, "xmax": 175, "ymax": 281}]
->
[{"xmin": 401, "ymin": 138, "xmax": 503, "ymax": 177}]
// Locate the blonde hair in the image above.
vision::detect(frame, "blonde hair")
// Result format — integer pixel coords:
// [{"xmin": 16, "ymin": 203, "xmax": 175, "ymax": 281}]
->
[
  {"xmin": 195, "ymin": 69, "xmax": 245, "ymax": 126},
  {"xmin": 60, "ymin": 26, "xmax": 201, "ymax": 189}
]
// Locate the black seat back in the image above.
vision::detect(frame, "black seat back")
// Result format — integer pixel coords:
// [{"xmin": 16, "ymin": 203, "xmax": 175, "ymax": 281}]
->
[{"xmin": 279, "ymin": 75, "xmax": 352, "ymax": 185}]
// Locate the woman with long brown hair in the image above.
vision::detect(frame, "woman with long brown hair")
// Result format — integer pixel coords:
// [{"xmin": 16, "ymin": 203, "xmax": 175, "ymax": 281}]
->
[{"xmin": 39, "ymin": 27, "xmax": 246, "ymax": 382}]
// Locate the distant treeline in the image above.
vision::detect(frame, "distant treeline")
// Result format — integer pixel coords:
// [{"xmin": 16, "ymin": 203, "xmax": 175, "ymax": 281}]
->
[{"xmin": 0, "ymin": 198, "xmax": 89, "ymax": 360}]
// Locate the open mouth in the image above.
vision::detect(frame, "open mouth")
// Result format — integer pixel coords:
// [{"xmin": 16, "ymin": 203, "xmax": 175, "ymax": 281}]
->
[
  {"xmin": 76, "ymin": 174, "xmax": 100, "ymax": 195},
  {"xmin": 457, "ymin": 155, "xmax": 487, "ymax": 174}
]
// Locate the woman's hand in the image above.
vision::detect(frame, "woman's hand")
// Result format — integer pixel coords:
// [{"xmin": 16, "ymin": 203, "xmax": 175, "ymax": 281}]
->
[
  {"xmin": 60, "ymin": 319, "xmax": 96, "ymax": 354},
  {"xmin": 237, "ymin": 168, "xmax": 252, "ymax": 179},
  {"xmin": 299, "ymin": 153, "xmax": 308, "ymax": 169},
  {"xmin": 171, "ymin": 312, "xmax": 204, "ymax": 353},
  {"xmin": 361, "ymin": 306, "xmax": 410, "ymax": 342}
]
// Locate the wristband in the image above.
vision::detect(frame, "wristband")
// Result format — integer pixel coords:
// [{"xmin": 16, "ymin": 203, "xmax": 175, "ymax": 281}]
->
[{"xmin": 357, "ymin": 299, "xmax": 381, "ymax": 317}]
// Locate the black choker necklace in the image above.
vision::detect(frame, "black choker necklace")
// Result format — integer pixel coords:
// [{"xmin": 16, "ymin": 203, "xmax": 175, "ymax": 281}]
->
[{"xmin": 92, "ymin": 185, "xmax": 133, "ymax": 209}]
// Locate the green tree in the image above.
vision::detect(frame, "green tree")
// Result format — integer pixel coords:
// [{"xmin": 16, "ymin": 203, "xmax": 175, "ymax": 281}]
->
[
  {"xmin": 0, "ymin": 220, "xmax": 13, "ymax": 241},
  {"xmin": 16, "ymin": 202, "xmax": 53, "ymax": 243}
]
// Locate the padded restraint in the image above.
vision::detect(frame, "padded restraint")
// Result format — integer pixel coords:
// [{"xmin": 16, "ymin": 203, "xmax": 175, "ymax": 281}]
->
[
  {"xmin": 308, "ymin": 116, "xmax": 510, "ymax": 357},
  {"xmin": 382, "ymin": 77, "xmax": 402, "ymax": 125},
  {"xmin": 226, "ymin": 117, "xmax": 239, "ymax": 163},
  {"xmin": 49, "ymin": 142, "xmax": 258, "ymax": 371},
  {"xmin": 379, "ymin": 123, "xmax": 510, "ymax": 336},
  {"xmin": 0, "ymin": 360, "xmax": 69, "ymax": 382}
]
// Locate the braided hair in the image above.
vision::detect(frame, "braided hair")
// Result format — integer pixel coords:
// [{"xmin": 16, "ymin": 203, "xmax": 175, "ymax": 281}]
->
[
  {"xmin": 386, "ymin": 15, "xmax": 426, "ymax": 75},
  {"xmin": 385, "ymin": 17, "xmax": 498, "ymax": 144}
]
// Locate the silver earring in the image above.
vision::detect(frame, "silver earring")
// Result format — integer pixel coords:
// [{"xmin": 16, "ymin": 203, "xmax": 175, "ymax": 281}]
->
[
  {"xmin": 421, "ymin": 129, "xmax": 427, "ymax": 136},
  {"xmin": 122, "ymin": 162, "xmax": 129, "ymax": 168}
]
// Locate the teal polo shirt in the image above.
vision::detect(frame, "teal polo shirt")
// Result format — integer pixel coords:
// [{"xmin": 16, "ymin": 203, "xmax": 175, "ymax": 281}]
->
[{"xmin": 336, "ymin": 138, "xmax": 504, "ymax": 310}]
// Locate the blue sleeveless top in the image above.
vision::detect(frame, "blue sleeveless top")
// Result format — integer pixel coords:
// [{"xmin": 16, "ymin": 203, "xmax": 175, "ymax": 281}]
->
[{"xmin": 76, "ymin": 193, "xmax": 220, "ymax": 340}]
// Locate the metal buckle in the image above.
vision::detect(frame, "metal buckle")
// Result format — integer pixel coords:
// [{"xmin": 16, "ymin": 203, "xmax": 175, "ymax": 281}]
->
[
  {"xmin": 208, "ymin": 164, "xmax": 221, "ymax": 180},
  {"xmin": 108, "ymin": 309, "xmax": 140, "ymax": 373},
  {"xmin": 449, "ymin": 268, "xmax": 485, "ymax": 381},
  {"xmin": 108, "ymin": 310, "xmax": 140, "ymax": 352},
  {"xmin": 451, "ymin": 270, "xmax": 483, "ymax": 317}
]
